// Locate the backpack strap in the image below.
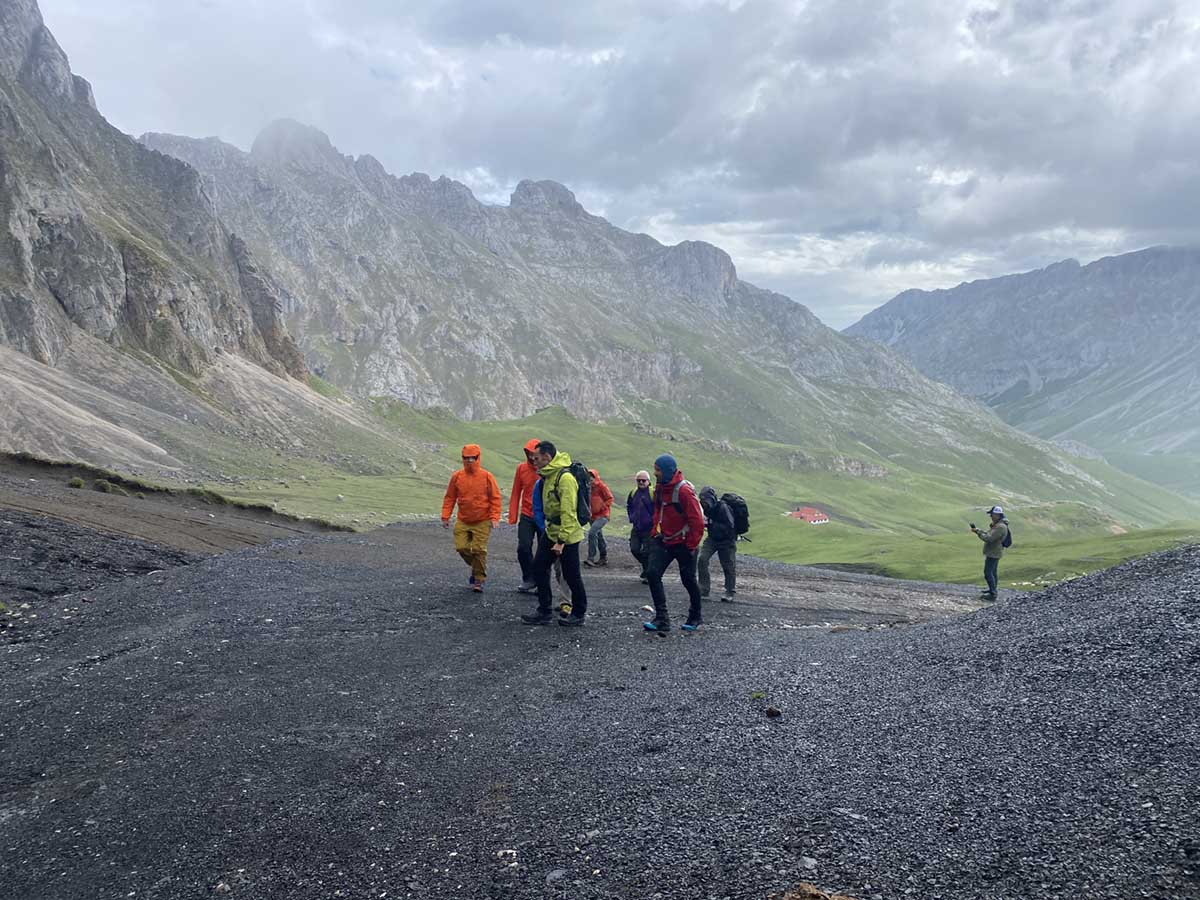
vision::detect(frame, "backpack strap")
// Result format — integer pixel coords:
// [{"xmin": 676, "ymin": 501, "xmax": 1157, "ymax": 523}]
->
[{"xmin": 663, "ymin": 480, "xmax": 694, "ymax": 541}]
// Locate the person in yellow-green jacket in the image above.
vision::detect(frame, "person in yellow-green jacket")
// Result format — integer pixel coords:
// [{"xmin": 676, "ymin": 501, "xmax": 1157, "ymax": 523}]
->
[{"xmin": 520, "ymin": 440, "xmax": 589, "ymax": 628}]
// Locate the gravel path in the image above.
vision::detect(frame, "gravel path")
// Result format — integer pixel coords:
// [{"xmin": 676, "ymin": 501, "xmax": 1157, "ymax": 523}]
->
[{"xmin": 1, "ymin": 523, "xmax": 1195, "ymax": 900}]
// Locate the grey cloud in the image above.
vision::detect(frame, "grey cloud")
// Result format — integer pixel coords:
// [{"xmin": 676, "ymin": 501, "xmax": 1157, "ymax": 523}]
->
[{"xmin": 38, "ymin": 0, "xmax": 1200, "ymax": 325}]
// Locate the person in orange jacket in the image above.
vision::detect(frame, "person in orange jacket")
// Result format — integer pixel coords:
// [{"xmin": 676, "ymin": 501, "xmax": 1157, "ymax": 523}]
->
[
  {"xmin": 508, "ymin": 437, "xmax": 542, "ymax": 592},
  {"xmin": 441, "ymin": 444, "xmax": 502, "ymax": 593},
  {"xmin": 584, "ymin": 468, "xmax": 614, "ymax": 567}
]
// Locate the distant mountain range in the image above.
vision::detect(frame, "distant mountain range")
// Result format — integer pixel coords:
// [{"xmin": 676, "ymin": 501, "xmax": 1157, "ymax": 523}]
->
[
  {"xmin": 0, "ymin": 0, "xmax": 1193, "ymax": 535},
  {"xmin": 846, "ymin": 248, "xmax": 1200, "ymax": 493}
]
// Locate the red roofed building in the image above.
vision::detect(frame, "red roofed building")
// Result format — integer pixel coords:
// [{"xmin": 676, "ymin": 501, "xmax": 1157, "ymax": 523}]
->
[{"xmin": 789, "ymin": 507, "xmax": 830, "ymax": 525}]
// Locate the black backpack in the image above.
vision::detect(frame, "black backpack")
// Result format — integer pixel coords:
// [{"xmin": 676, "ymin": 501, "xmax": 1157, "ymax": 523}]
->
[
  {"xmin": 552, "ymin": 462, "xmax": 592, "ymax": 526},
  {"xmin": 1002, "ymin": 520, "xmax": 1013, "ymax": 548},
  {"xmin": 721, "ymin": 492, "xmax": 750, "ymax": 536}
]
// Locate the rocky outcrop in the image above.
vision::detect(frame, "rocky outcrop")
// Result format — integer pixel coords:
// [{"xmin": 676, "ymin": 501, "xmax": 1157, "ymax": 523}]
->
[{"xmin": 0, "ymin": 0, "xmax": 306, "ymax": 383}]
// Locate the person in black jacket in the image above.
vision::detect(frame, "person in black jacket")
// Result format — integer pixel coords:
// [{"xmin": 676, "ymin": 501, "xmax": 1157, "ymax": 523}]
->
[{"xmin": 698, "ymin": 486, "xmax": 737, "ymax": 602}]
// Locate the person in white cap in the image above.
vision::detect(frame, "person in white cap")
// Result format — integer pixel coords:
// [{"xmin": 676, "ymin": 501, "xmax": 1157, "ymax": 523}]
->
[{"xmin": 970, "ymin": 505, "xmax": 1010, "ymax": 601}]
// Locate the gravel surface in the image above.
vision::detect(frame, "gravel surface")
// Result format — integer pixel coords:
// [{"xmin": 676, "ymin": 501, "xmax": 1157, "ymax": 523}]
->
[{"xmin": 1, "ymin": 523, "xmax": 1195, "ymax": 900}]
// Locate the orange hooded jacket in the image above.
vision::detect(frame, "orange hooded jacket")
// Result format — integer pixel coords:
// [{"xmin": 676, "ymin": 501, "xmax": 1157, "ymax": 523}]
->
[
  {"xmin": 441, "ymin": 444, "xmax": 502, "ymax": 525},
  {"xmin": 508, "ymin": 438, "xmax": 541, "ymax": 524},
  {"xmin": 588, "ymin": 470, "xmax": 614, "ymax": 520}
]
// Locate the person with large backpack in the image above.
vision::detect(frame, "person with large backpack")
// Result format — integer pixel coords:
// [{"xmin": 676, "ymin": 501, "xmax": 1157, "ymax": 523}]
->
[
  {"xmin": 970, "ymin": 504, "xmax": 1011, "ymax": 602},
  {"xmin": 440, "ymin": 444, "xmax": 502, "ymax": 593},
  {"xmin": 626, "ymin": 470, "xmax": 655, "ymax": 582},
  {"xmin": 643, "ymin": 454, "xmax": 706, "ymax": 634},
  {"xmin": 697, "ymin": 486, "xmax": 739, "ymax": 602},
  {"xmin": 520, "ymin": 441, "xmax": 590, "ymax": 627}
]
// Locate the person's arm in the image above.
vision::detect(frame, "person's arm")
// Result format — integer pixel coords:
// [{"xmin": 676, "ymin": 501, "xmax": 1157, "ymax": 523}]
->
[
  {"xmin": 508, "ymin": 469, "xmax": 522, "ymax": 525},
  {"xmin": 651, "ymin": 491, "xmax": 662, "ymax": 537},
  {"xmin": 719, "ymin": 502, "xmax": 736, "ymax": 534},
  {"xmin": 441, "ymin": 474, "xmax": 458, "ymax": 525},
  {"xmin": 599, "ymin": 480, "xmax": 613, "ymax": 507},
  {"xmin": 626, "ymin": 491, "xmax": 635, "ymax": 522},
  {"xmin": 489, "ymin": 472, "xmax": 502, "ymax": 525}
]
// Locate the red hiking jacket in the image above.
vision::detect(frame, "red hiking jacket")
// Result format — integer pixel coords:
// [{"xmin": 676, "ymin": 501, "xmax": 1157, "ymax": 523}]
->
[{"xmin": 652, "ymin": 470, "xmax": 704, "ymax": 550}]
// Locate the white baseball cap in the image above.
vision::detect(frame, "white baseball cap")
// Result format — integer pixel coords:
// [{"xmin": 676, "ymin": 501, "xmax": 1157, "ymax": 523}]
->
[{"xmin": 986, "ymin": 505, "xmax": 1004, "ymax": 515}]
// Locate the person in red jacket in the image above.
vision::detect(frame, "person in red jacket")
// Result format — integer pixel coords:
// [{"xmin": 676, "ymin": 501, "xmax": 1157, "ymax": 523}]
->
[
  {"xmin": 441, "ymin": 444, "xmax": 501, "ymax": 593},
  {"xmin": 508, "ymin": 437, "xmax": 542, "ymax": 592},
  {"xmin": 643, "ymin": 453, "xmax": 705, "ymax": 633},
  {"xmin": 583, "ymin": 468, "xmax": 614, "ymax": 567}
]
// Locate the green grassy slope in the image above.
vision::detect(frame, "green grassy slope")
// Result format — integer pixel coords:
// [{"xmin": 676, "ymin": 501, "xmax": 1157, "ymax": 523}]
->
[{"xmin": 216, "ymin": 405, "xmax": 1200, "ymax": 591}]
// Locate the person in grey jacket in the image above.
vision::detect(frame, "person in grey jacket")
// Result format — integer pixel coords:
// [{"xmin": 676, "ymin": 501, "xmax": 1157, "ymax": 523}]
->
[{"xmin": 971, "ymin": 505, "xmax": 1010, "ymax": 601}]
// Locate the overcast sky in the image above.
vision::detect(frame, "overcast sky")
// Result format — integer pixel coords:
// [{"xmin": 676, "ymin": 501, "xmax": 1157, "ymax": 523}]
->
[{"xmin": 40, "ymin": 0, "xmax": 1200, "ymax": 327}]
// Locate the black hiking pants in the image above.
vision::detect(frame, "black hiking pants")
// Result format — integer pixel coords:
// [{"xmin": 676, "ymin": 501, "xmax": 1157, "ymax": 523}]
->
[
  {"xmin": 533, "ymin": 538, "xmax": 587, "ymax": 617},
  {"xmin": 698, "ymin": 537, "xmax": 736, "ymax": 596},
  {"xmin": 646, "ymin": 538, "xmax": 702, "ymax": 624},
  {"xmin": 629, "ymin": 528, "xmax": 653, "ymax": 577},
  {"xmin": 517, "ymin": 514, "xmax": 538, "ymax": 582}
]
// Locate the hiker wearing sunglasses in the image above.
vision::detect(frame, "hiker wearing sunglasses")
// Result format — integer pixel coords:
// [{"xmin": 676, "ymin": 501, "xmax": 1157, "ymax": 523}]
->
[
  {"xmin": 440, "ymin": 443, "xmax": 502, "ymax": 593},
  {"xmin": 626, "ymin": 470, "xmax": 655, "ymax": 583}
]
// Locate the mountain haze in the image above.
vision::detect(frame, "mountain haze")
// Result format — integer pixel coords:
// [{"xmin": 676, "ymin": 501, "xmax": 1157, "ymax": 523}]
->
[{"xmin": 846, "ymin": 248, "xmax": 1200, "ymax": 492}]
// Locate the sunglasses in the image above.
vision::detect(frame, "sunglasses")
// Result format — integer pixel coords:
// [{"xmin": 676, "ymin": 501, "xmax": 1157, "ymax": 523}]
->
[
  {"xmin": 463, "ymin": 456, "xmax": 479, "ymax": 462},
  {"xmin": 636, "ymin": 478, "xmax": 649, "ymax": 483}
]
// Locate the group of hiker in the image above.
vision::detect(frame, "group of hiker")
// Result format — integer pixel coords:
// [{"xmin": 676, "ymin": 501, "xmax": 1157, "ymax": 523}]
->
[
  {"xmin": 440, "ymin": 440, "xmax": 744, "ymax": 631},
  {"xmin": 440, "ymin": 439, "xmax": 1014, "ymax": 627}
]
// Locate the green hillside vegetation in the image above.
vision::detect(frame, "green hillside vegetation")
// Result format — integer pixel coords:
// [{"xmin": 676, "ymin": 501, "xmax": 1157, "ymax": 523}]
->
[{"xmin": 217, "ymin": 405, "xmax": 1200, "ymax": 591}]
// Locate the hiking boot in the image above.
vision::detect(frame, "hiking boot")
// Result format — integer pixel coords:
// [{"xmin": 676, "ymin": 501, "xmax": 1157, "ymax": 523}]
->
[
  {"xmin": 681, "ymin": 618, "xmax": 702, "ymax": 632},
  {"xmin": 982, "ymin": 593, "xmax": 997, "ymax": 602},
  {"xmin": 719, "ymin": 593, "xmax": 735, "ymax": 603},
  {"xmin": 557, "ymin": 614, "xmax": 586, "ymax": 627},
  {"xmin": 517, "ymin": 581, "xmax": 537, "ymax": 594},
  {"xmin": 521, "ymin": 611, "xmax": 553, "ymax": 625},
  {"xmin": 584, "ymin": 559, "xmax": 598, "ymax": 568},
  {"xmin": 699, "ymin": 590, "xmax": 710, "ymax": 599},
  {"xmin": 642, "ymin": 619, "xmax": 671, "ymax": 634},
  {"xmin": 597, "ymin": 557, "xmax": 608, "ymax": 567}
]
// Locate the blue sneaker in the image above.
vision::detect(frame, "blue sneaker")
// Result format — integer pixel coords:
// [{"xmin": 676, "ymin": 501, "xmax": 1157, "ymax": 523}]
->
[
  {"xmin": 643, "ymin": 620, "xmax": 671, "ymax": 634},
  {"xmin": 681, "ymin": 619, "xmax": 702, "ymax": 632}
]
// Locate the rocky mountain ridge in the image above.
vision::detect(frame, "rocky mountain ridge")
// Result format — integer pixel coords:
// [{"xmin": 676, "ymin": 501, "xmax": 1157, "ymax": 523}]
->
[
  {"xmin": 140, "ymin": 122, "xmax": 979, "ymax": 443},
  {"xmin": 0, "ymin": 0, "xmax": 304, "ymax": 382},
  {"xmin": 845, "ymin": 248, "xmax": 1200, "ymax": 474}
]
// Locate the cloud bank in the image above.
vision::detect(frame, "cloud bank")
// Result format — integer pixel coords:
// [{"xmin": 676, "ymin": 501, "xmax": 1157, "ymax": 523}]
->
[{"xmin": 41, "ymin": 0, "xmax": 1200, "ymax": 326}]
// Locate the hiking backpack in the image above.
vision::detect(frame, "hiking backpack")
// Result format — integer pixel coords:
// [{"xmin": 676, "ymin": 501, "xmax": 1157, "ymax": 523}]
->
[
  {"xmin": 720, "ymin": 492, "xmax": 750, "ymax": 536},
  {"xmin": 1002, "ymin": 521, "xmax": 1013, "ymax": 548},
  {"xmin": 552, "ymin": 462, "xmax": 593, "ymax": 526}
]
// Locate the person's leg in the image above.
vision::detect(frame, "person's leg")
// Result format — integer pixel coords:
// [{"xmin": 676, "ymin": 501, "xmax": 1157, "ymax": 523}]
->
[
  {"xmin": 645, "ymin": 539, "xmax": 672, "ymax": 625},
  {"xmin": 984, "ymin": 557, "xmax": 998, "ymax": 598},
  {"xmin": 596, "ymin": 518, "xmax": 608, "ymax": 562},
  {"xmin": 453, "ymin": 519, "xmax": 474, "ymax": 575},
  {"xmin": 718, "ymin": 542, "xmax": 737, "ymax": 595},
  {"xmin": 469, "ymin": 521, "xmax": 492, "ymax": 582},
  {"xmin": 675, "ymin": 544, "xmax": 703, "ymax": 624},
  {"xmin": 697, "ymin": 537, "xmax": 716, "ymax": 597},
  {"xmin": 517, "ymin": 515, "xmax": 536, "ymax": 584},
  {"xmin": 630, "ymin": 530, "xmax": 649, "ymax": 577},
  {"xmin": 528, "ymin": 538, "xmax": 555, "ymax": 616},
  {"xmin": 559, "ymin": 541, "xmax": 588, "ymax": 618}
]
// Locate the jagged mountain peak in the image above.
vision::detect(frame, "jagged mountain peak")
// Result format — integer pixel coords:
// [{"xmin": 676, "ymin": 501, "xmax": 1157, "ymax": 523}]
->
[
  {"xmin": 509, "ymin": 179, "xmax": 584, "ymax": 216},
  {"xmin": 250, "ymin": 118, "xmax": 345, "ymax": 171}
]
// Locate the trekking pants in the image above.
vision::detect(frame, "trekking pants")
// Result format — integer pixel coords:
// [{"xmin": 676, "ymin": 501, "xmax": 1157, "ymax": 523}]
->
[
  {"xmin": 517, "ymin": 514, "xmax": 539, "ymax": 582},
  {"xmin": 646, "ymin": 538, "xmax": 702, "ymax": 624},
  {"xmin": 984, "ymin": 556, "xmax": 999, "ymax": 597},
  {"xmin": 698, "ymin": 537, "xmax": 737, "ymax": 596},
  {"xmin": 533, "ymin": 539, "xmax": 587, "ymax": 617},
  {"xmin": 453, "ymin": 519, "xmax": 492, "ymax": 582},
  {"xmin": 587, "ymin": 516, "xmax": 609, "ymax": 561},
  {"xmin": 629, "ymin": 528, "xmax": 653, "ymax": 577}
]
